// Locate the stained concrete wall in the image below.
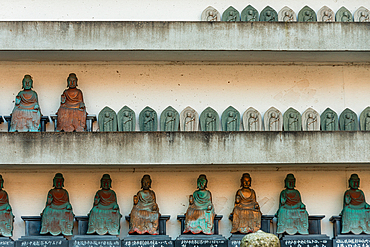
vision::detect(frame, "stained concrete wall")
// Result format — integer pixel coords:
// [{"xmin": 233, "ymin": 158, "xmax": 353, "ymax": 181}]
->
[{"xmin": 0, "ymin": 0, "xmax": 368, "ymax": 21}]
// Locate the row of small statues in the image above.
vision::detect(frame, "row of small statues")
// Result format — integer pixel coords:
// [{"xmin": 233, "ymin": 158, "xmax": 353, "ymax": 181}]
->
[
  {"xmin": 0, "ymin": 173, "xmax": 368, "ymax": 237},
  {"xmin": 7, "ymin": 75, "xmax": 370, "ymax": 132},
  {"xmin": 202, "ymin": 5, "xmax": 370, "ymax": 22}
]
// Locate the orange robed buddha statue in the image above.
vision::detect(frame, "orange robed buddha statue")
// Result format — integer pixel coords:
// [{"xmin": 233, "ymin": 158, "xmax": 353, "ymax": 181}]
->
[
  {"xmin": 184, "ymin": 174, "xmax": 215, "ymax": 235},
  {"xmin": 40, "ymin": 173, "xmax": 74, "ymax": 236},
  {"xmin": 341, "ymin": 174, "xmax": 370, "ymax": 234},
  {"xmin": 0, "ymin": 175, "xmax": 14, "ymax": 237},
  {"xmin": 10, "ymin": 75, "xmax": 41, "ymax": 132},
  {"xmin": 56, "ymin": 73, "xmax": 87, "ymax": 132},
  {"xmin": 87, "ymin": 174, "xmax": 122, "ymax": 235},
  {"xmin": 129, "ymin": 174, "xmax": 160, "ymax": 235},
  {"xmin": 231, "ymin": 173, "xmax": 261, "ymax": 233}
]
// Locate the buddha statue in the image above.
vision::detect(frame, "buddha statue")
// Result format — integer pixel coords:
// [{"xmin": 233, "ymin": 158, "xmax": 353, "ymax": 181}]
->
[
  {"xmin": 87, "ymin": 174, "xmax": 122, "ymax": 235},
  {"xmin": 231, "ymin": 173, "xmax": 261, "ymax": 233},
  {"xmin": 129, "ymin": 175, "xmax": 160, "ymax": 235},
  {"xmin": 56, "ymin": 73, "xmax": 87, "ymax": 132},
  {"xmin": 276, "ymin": 174, "xmax": 308, "ymax": 235},
  {"xmin": 0, "ymin": 175, "xmax": 14, "ymax": 237},
  {"xmin": 10, "ymin": 75, "xmax": 41, "ymax": 132},
  {"xmin": 341, "ymin": 174, "xmax": 370, "ymax": 234},
  {"xmin": 40, "ymin": 173, "xmax": 74, "ymax": 236},
  {"xmin": 184, "ymin": 174, "xmax": 215, "ymax": 234}
]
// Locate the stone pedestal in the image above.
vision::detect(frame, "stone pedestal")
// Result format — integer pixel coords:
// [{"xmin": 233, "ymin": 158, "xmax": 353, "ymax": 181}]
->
[
  {"xmin": 75, "ymin": 216, "xmax": 89, "ymax": 235},
  {"xmin": 122, "ymin": 235, "xmax": 173, "ymax": 247},
  {"xmin": 15, "ymin": 236, "xmax": 68, "ymax": 247},
  {"xmin": 332, "ymin": 235, "xmax": 370, "ymax": 247},
  {"xmin": 125, "ymin": 215, "xmax": 170, "ymax": 235},
  {"xmin": 280, "ymin": 235, "xmax": 332, "ymax": 247},
  {"xmin": 4, "ymin": 116, "xmax": 49, "ymax": 132},
  {"xmin": 21, "ymin": 216, "xmax": 42, "ymax": 236},
  {"xmin": 175, "ymin": 234, "xmax": 227, "ymax": 247},
  {"xmin": 0, "ymin": 237, "xmax": 14, "ymax": 247},
  {"xmin": 70, "ymin": 235, "xmax": 121, "ymax": 247},
  {"xmin": 308, "ymin": 215, "xmax": 325, "ymax": 234},
  {"xmin": 50, "ymin": 115, "xmax": 96, "ymax": 132},
  {"xmin": 329, "ymin": 216, "xmax": 341, "ymax": 238}
]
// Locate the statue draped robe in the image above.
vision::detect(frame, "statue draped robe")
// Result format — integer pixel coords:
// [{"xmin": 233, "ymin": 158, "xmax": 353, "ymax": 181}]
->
[
  {"xmin": 341, "ymin": 189, "xmax": 370, "ymax": 234},
  {"xmin": 277, "ymin": 189, "xmax": 308, "ymax": 235},
  {"xmin": 10, "ymin": 90, "xmax": 41, "ymax": 132},
  {"xmin": 40, "ymin": 189, "xmax": 74, "ymax": 236},
  {"xmin": 56, "ymin": 88, "xmax": 86, "ymax": 132},
  {"xmin": 0, "ymin": 190, "xmax": 13, "ymax": 237},
  {"xmin": 87, "ymin": 189, "xmax": 122, "ymax": 235},
  {"xmin": 231, "ymin": 189, "xmax": 261, "ymax": 233},
  {"xmin": 184, "ymin": 190, "xmax": 215, "ymax": 234},
  {"xmin": 129, "ymin": 190, "xmax": 159, "ymax": 235}
]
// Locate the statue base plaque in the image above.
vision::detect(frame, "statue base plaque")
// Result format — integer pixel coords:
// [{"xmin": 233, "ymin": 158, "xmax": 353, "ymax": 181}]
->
[
  {"xmin": 0, "ymin": 237, "xmax": 14, "ymax": 247},
  {"xmin": 333, "ymin": 235, "xmax": 370, "ymax": 247},
  {"xmin": 122, "ymin": 235, "xmax": 173, "ymax": 247},
  {"xmin": 15, "ymin": 236, "xmax": 68, "ymax": 247},
  {"xmin": 281, "ymin": 235, "xmax": 332, "ymax": 247},
  {"xmin": 175, "ymin": 234, "xmax": 227, "ymax": 247},
  {"xmin": 70, "ymin": 235, "xmax": 121, "ymax": 247},
  {"xmin": 228, "ymin": 234, "xmax": 245, "ymax": 247}
]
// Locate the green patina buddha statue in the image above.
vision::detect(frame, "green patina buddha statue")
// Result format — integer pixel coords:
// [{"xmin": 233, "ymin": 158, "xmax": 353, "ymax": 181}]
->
[
  {"xmin": 341, "ymin": 174, "xmax": 370, "ymax": 234},
  {"xmin": 40, "ymin": 173, "xmax": 74, "ymax": 236},
  {"xmin": 276, "ymin": 174, "xmax": 308, "ymax": 235},
  {"xmin": 87, "ymin": 174, "xmax": 122, "ymax": 235},
  {"xmin": 0, "ymin": 175, "xmax": 14, "ymax": 237}
]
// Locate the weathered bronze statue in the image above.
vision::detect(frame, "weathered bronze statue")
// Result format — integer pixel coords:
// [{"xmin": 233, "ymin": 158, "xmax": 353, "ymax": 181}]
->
[
  {"xmin": 0, "ymin": 175, "xmax": 14, "ymax": 237},
  {"xmin": 184, "ymin": 174, "xmax": 215, "ymax": 234},
  {"xmin": 56, "ymin": 73, "xmax": 87, "ymax": 132},
  {"xmin": 129, "ymin": 175, "xmax": 160, "ymax": 235},
  {"xmin": 40, "ymin": 173, "xmax": 74, "ymax": 236},
  {"xmin": 276, "ymin": 174, "xmax": 308, "ymax": 235},
  {"xmin": 87, "ymin": 174, "xmax": 122, "ymax": 235},
  {"xmin": 10, "ymin": 75, "xmax": 41, "ymax": 132},
  {"xmin": 231, "ymin": 173, "xmax": 261, "ymax": 233},
  {"xmin": 341, "ymin": 174, "xmax": 370, "ymax": 234}
]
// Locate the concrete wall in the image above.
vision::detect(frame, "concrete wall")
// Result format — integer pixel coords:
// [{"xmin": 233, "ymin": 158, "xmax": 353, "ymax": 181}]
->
[
  {"xmin": 4, "ymin": 168, "xmax": 370, "ymax": 239},
  {"xmin": 0, "ymin": 0, "xmax": 368, "ymax": 21}
]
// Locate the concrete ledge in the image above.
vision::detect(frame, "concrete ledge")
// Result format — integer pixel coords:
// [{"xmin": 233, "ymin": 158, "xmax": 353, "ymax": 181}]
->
[
  {"xmin": 0, "ymin": 21, "xmax": 369, "ymax": 62},
  {"xmin": 0, "ymin": 132, "xmax": 368, "ymax": 166}
]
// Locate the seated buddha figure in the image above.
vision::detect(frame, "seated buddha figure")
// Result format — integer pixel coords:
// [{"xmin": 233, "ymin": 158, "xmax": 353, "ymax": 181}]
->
[
  {"xmin": 87, "ymin": 174, "xmax": 122, "ymax": 235},
  {"xmin": 10, "ymin": 75, "xmax": 41, "ymax": 132},
  {"xmin": 184, "ymin": 174, "xmax": 215, "ymax": 234},
  {"xmin": 129, "ymin": 175, "xmax": 160, "ymax": 235},
  {"xmin": 276, "ymin": 174, "xmax": 308, "ymax": 235},
  {"xmin": 341, "ymin": 174, "xmax": 370, "ymax": 234},
  {"xmin": 56, "ymin": 73, "xmax": 87, "ymax": 132},
  {"xmin": 231, "ymin": 173, "xmax": 261, "ymax": 233},
  {"xmin": 0, "ymin": 175, "xmax": 14, "ymax": 237},
  {"xmin": 40, "ymin": 173, "xmax": 74, "ymax": 236}
]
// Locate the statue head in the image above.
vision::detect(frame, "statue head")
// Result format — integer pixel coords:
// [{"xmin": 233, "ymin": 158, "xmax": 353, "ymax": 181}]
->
[
  {"xmin": 67, "ymin": 73, "xmax": 78, "ymax": 88},
  {"xmin": 250, "ymin": 113, "xmax": 255, "ymax": 118},
  {"xmin": 105, "ymin": 112, "xmax": 110, "ymax": 118},
  {"xmin": 186, "ymin": 112, "xmax": 192, "ymax": 117},
  {"xmin": 271, "ymin": 112, "xmax": 276, "ymax": 118},
  {"xmin": 53, "ymin": 173, "xmax": 64, "ymax": 189},
  {"xmin": 266, "ymin": 11, "xmax": 271, "ymax": 17},
  {"xmin": 308, "ymin": 113, "xmax": 313, "ymax": 118},
  {"xmin": 240, "ymin": 173, "xmax": 251, "ymax": 188},
  {"xmin": 327, "ymin": 113, "xmax": 332, "ymax": 119},
  {"xmin": 22, "ymin": 75, "xmax": 33, "ymax": 90},
  {"xmin": 141, "ymin": 174, "xmax": 152, "ymax": 190},
  {"xmin": 101, "ymin": 174, "xmax": 112, "ymax": 189},
  {"xmin": 124, "ymin": 111, "xmax": 129, "ymax": 117},
  {"xmin": 229, "ymin": 11, "xmax": 234, "ymax": 16},
  {"xmin": 284, "ymin": 173, "xmax": 296, "ymax": 189},
  {"xmin": 145, "ymin": 111, "xmax": 151, "ymax": 117},
  {"xmin": 290, "ymin": 113, "xmax": 295, "ymax": 118},
  {"xmin": 208, "ymin": 11, "xmax": 213, "ymax": 16},
  {"xmin": 305, "ymin": 11, "xmax": 310, "ymax": 16},
  {"xmin": 229, "ymin": 112, "xmax": 234, "ymax": 117},
  {"xmin": 349, "ymin": 174, "xmax": 360, "ymax": 189},
  {"xmin": 197, "ymin": 174, "xmax": 208, "ymax": 190},
  {"xmin": 167, "ymin": 112, "xmax": 172, "ymax": 117},
  {"xmin": 343, "ymin": 11, "xmax": 348, "ymax": 17}
]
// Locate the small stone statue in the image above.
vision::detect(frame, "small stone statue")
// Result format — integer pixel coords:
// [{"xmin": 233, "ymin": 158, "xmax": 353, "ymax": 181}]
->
[
  {"xmin": 283, "ymin": 107, "xmax": 301, "ymax": 131},
  {"xmin": 222, "ymin": 6, "xmax": 240, "ymax": 22},
  {"xmin": 98, "ymin": 106, "xmax": 118, "ymax": 132},
  {"xmin": 117, "ymin": 106, "xmax": 136, "ymax": 131},
  {"xmin": 56, "ymin": 73, "xmax": 87, "ymax": 132},
  {"xmin": 243, "ymin": 108, "xmax": 262, "ymax": 131},
  {"xmin": 40, "ymin": 173, "xmax": 74, "ymax": 236},
  {"xmin": 302, "ymin": 108, "xmax": 320, "ymax": 131},
  {"xmin": 278, "ymin": 6, "xmax": 296, "ymax": 22},
  {"xmin": 231, "ymin": 173, "xmax": 261, "ymax": 234},
  {"xmin": 318, "ymin": 6, "xmax": 334, "ymax": 22},
  {"xmin": 180, "ymin": 106, "xmax": 199, "ymax": 131},
  {"xmin": 10, "ymin": 75, "xmax": 41, "ymax": 132},
  {"xmin": 354, "ymin": 7, "xmax": 370, "ymax": 22},
  {"xmin": 321, "ymin": 108, "xmax": 338, "ymax": 131},
  {"xmin": 139, "ymin": 107, "xmax": 158, "ymax": 131},
  {"xmin": 276, "ymin": 174, "xmax": 308, "ymax": 235},
  {"xmin": 341, "ymin": 174, "xmax": 370, "ymax": 234},
  {"xmin": 129, "ymin": 175, "xmax": 160, "ymax": 235},
  {"xmin": 201, "ymin": 6, "xmax": 221, "ymax": 21},
  {"xmin": 200, "ymin": 107, "xmax": 219, "ymax": 131},
  {"xmin": 260, "ymin": 6, "xmax": 278, "ymax": 22},
  {"xmin": 184, "ymin": 174, "xmax": 215, "ymax": 234},
  {"xmin": 264, "ymin": 107, "xmax": 282, "ymax": 131},
  {"xmin": 221, "ymin": 106, "xmax": 240, "ymax": 131},
  {"xmin": 0, "ymin": 175, "xmax": 14, "ymax": 237},
  {"xmin": 359, "ymin": 107, "xmax": 370, "ymax": 130},
  {"xmin": 160, "ymin": 106, "xmax": 179, "ymax": 131},
  {"xmin": 298, "ymin": 6, "xmax": 317, "ymax": 22},
  {"xmin": 336, "ymin": 7, "xmax": 353, "ymax": 22},
  {"xmin": 87, "ymin": 174, "xmax": 122, "ymax": 235},
  {"xmin": 339, "ymin": 108, "xmax": 358, "ymax": 131},
  {"xmin": 241, "ymin": 6, "xmax": 259, "ymax": 22}
]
